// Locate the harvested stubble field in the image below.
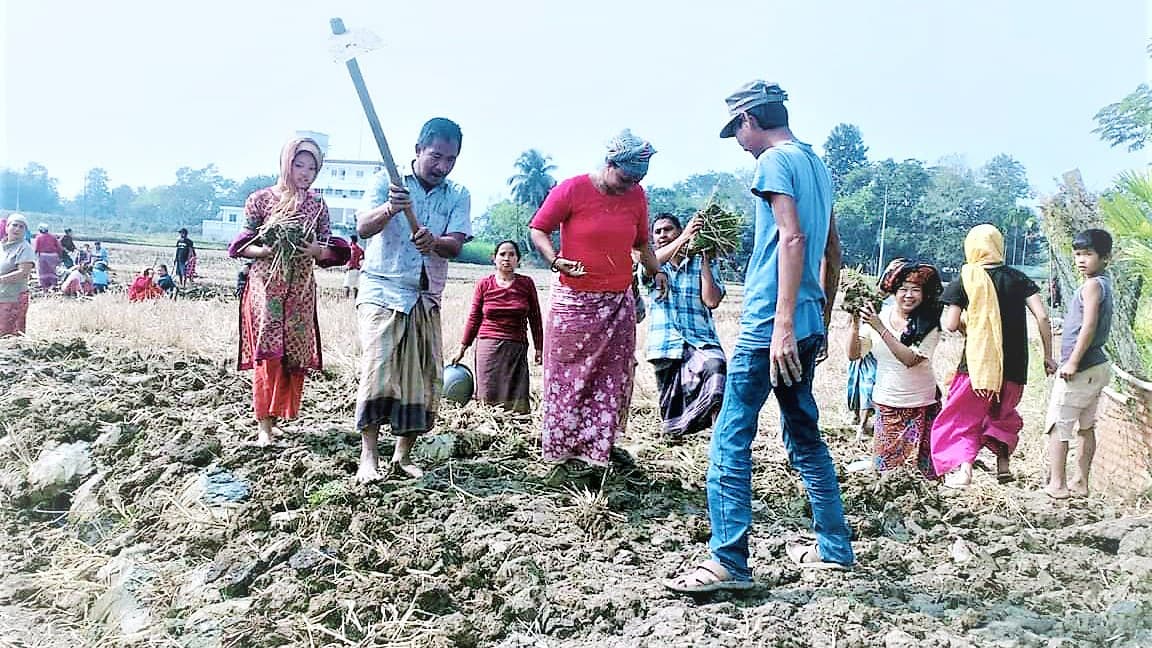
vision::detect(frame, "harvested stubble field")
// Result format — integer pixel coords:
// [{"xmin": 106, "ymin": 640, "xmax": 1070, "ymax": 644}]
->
[{"xmin": 1, "ymin": 244, "xmax": 1150, "ymax": 648}]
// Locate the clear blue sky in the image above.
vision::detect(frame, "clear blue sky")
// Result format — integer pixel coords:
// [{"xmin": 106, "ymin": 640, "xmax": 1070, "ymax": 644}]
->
[{"xmin": 2, "ymin": 0, "xmax": 1149, "ymax": 208}]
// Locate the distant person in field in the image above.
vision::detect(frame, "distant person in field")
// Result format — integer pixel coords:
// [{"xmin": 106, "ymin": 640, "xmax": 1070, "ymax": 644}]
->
[
  {"xmin": 154, "ymin": 264, "xmax": 177, "ymax": 295},
  {"xmin": 92, "ymin": 241, "xmax": 109, "ymax": 265},
  {"xmin": 344, "ymin": 234, "xmax": 363, "ymax": 298},
  {"xmin": 60, "ymin": 227, "xmax": 77, "ymax": 268},
  {"xmin": 32, "ymin": 223, "xmax": 62, "ymax": 290},
  {"xmin": 667, "ymin": 81, "xmax": 851, "ymax": 595},
  {"xmin": 1044, "ymin": 229, "xmax": 1114, "ymax": 499},
  {"xmin": 229, "ymin": 137, "xmax": 331, "ymax": 447},
  {"xmin": 931, "ymin": 224, "xmax": 1055, "ymax": 489},
  {"xmin": 235, "ymin": 261, "xmax": 252, "ymax": 298},
  {"xmin": 0, "ymin": 214, "xmax": 36, "ymax": 336},
  {"xmin": 353, "ymin": 117, "xmax": 472, "ymax": 481},
  {"xmin": 530, "ymin": 129, "xmax": 667, "ymax": 480},
  {"xmin": 61, "ymin": 264, "xmax": 93, "ymax": 297},
  {"xmin": 450, "ymin": 240, "xmax": 543, "ymax": 414},
  {"xmin": 645, "ymin": 213, "xmax": 727, "ymax": 441},
  {"xmin": 91, "ymin": 261, "xmax": 110, "ymax": 294},
  {"xmin": 129, "ymin": 268, "xmax": 164, "ymax": 301},
  {"xmin": 852, "ymin": 260, "xmax": 944, "ymax": 478},
  {"xmin": 76, "ymin": 243, "xmax": 93, "ymax": 268},
  {"xmin": 175, "ymin": 228, "xmax": 196, "ymax": 287}
]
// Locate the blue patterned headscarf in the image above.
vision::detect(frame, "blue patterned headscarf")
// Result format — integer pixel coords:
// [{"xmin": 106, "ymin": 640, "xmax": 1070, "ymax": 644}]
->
[{"xmin": 605, "ymin": 129, "xmax": 656, "ymax": 179}]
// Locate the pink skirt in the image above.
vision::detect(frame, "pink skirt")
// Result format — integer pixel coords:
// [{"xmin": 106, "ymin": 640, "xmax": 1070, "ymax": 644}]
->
[
  {"xmin": 540, "ymin": 286, "xmax": 636, "ymax": 466},
  {"xmin": 930, "ymin": 373, "xmax": 1024, "ymax": 475},
  {"xmin": 0, "ymin": 292, "xmax": 30, "ymax": 337}
]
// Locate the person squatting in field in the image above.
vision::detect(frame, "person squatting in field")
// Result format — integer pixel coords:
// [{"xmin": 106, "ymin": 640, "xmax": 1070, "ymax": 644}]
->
[
  {"xmin": 353, "ymin": 118, "xmax": 472, "ymax": 481},
  {"xmin": 229, "ymin": 137, "xmax": 331, "ymax": 447}
]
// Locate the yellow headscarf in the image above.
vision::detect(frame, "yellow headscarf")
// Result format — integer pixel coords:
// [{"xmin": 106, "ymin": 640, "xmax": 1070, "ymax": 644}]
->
[{"xmin": 960, "ymin": 224, "xmax": 1005, "ymax": 394}]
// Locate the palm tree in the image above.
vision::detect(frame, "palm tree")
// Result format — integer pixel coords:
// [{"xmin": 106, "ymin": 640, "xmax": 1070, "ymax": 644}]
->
[{"xmin": 508, "ymin": 150, "xmax": 558, "ymax": 208}]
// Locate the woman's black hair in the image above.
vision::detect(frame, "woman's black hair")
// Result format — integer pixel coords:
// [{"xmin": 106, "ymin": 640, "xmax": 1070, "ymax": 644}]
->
[
  {"xmin": 890, "ymin": 263, "xmax": 944, "ymax": 347},
  {"xmin": 493, "ymin": 239, "xmax": 521, "ymax": 257}
]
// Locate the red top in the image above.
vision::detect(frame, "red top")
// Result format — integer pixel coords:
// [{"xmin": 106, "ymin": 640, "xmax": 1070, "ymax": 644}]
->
[
  {"xmin": 460, "ymin": 274, "xmax": 544, "ymax": 349},
  {"xmin": 33, "ymin": 233, "xmax": 62, "ymax": 254},
  {"xmin": 529, "ymin": 174, "xmax": 649, "ymax": 292},
  {"xmin": 348, "ymin": 242, "xmax": 364, "ymax": 270}
]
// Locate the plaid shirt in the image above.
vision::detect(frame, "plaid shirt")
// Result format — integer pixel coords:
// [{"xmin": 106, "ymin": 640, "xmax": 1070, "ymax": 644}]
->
[{"xmin": 645, "ymin": 254, "xmax": 725, "ymax": 360}]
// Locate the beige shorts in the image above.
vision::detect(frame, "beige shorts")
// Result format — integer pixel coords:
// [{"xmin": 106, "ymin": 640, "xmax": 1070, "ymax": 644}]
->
[
  {"xmin": 343, "ymin": 268, "xmax": 361, "ymax": 289},
  {"xmin": 1045, "ymin": 361, "xmax": 1111, "ymax": 441}
]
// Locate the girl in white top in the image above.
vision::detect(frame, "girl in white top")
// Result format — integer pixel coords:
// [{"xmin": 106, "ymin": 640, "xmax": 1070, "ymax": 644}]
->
[{"xmin": 848, "ymin": 262, "xmax": 944, "ymax": 477}]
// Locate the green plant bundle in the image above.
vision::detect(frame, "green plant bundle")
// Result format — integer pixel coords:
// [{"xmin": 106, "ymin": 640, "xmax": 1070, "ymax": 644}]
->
[
  {"xmin": 257, "ymin": 213, "xmax": 316, "ymax": 281},
  {"xmin": 686, "ymin": 204, "xmax": 745, "ymax": 258},
  {"xmin": 839, "ymin": 267, "xmax": 884, "ymax": 313}
]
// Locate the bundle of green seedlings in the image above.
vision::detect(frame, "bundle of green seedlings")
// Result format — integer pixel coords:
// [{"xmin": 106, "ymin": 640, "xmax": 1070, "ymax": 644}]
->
[
  {"xmin": 257, "ymin": 211, "xmax": 317, "ymax": 282},
  {"xmin": 839, "ymin": 267, "xmax": 885, "ymax": 313},
  {"xmin": 686, "ymin": 203, "xmax": 745, "ymax": 257}
]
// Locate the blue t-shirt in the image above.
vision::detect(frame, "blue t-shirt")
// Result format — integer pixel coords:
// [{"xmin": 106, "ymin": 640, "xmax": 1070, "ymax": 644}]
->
[
  {"xmin": 738, "ymin": 140, "xmax": 833, "ymax": 348},
  {"xmin": 92, "ymin": 268, "xmax": 109, "ymax": 285}
]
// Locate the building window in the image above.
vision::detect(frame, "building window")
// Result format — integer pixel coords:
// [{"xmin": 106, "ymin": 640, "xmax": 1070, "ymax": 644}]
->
[
  {"xmin": 356, "ymin": 170, "xmax": 364, "ymax": 177},
  {"xmin": 330, "ymin": 169, "xmax": 337, "ymax": 177},
  {"xmin": 228, "ymin": 214, "xmax": 237, "ymax": 223}
]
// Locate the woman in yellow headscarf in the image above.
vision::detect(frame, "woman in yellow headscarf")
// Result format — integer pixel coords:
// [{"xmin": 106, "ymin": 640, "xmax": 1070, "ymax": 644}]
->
[
  {"xmin": 930, "ymin": 224, "xmax": 1056, "ymax": 488},
  {"xmin": 228, "ymin": 138, "xmax": 331, "ymax": 446}
]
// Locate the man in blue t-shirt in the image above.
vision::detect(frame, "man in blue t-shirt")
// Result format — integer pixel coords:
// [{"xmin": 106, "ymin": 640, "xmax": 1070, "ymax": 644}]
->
[{"xmin": 667, "ymin": 81, "xmax": 853, "ymax": 595}]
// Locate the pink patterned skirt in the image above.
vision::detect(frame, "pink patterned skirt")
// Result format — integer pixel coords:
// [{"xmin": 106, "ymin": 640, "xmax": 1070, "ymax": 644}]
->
[
  {"xmin": 540, "ymin": 286, "xmax": 636, "ymax": 466},
  {"xmin": 0, "ymin": 292, "xmax": 30, "ymax": 337}
]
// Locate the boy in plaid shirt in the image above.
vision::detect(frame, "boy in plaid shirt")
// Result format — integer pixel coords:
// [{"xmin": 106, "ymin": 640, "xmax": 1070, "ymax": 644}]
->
[{"xmin": 645, "ymin": 213, "xmax": 727, "ymax": 440}]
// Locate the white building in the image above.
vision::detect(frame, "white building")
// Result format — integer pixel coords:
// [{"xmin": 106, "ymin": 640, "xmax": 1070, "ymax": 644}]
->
[
  {"xmin": 200, "ymin": 131, "xmax": 383, "ymax": 241},
  {"xmin": 314, "ymin": 158, "xmax": 385, "ymax": 229},
  {"xmin": 202, "ymin": 205, "xmax": 246, "ymax": 242}
]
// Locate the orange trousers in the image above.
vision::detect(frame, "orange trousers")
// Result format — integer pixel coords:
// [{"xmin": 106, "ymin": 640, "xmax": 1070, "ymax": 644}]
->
[{"xmin": 253, "ymin": 358, "xmax": 305, "ymax": 420}]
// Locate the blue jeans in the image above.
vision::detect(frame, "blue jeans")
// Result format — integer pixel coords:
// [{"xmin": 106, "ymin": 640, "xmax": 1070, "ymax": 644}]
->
[{"xmin": 706, "ymin": 334, "xmax": 854, "ymax": 579}]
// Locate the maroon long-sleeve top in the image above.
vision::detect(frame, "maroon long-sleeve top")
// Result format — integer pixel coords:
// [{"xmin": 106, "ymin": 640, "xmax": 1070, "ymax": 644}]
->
[{"xmin": 461, "ymin": 274, "xmax": 544, "ymax": 349}]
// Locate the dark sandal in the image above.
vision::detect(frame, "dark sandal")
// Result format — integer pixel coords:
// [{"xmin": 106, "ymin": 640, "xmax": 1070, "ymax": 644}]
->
[{"xmin": 663, "ymin": 560, "xmax": 754, "ymax": 594}]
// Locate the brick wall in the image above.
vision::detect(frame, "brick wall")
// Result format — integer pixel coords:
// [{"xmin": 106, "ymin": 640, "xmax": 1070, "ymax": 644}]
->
[{"xmin": 1091, "ymin": 370, "xmax": 1152, "ymax": 498}]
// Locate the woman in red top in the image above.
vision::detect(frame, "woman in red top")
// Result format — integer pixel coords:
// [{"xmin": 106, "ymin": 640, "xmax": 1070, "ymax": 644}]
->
[
  {"xmin": 32, "ymin": 224, "xmax": 62, "ymax": 290},
  {"xmin": 449, "ymin": 240, "xmax": 543, "ymax": 414},
  {"xmin": 529, "ymin": 129, "xmax": 668, "ymax": 476}
]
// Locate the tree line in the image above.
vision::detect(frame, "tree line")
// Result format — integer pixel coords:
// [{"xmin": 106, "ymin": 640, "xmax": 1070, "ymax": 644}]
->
[{"xmin": 0, "ymin": 164, "xmax": 275, "ymax": 235}]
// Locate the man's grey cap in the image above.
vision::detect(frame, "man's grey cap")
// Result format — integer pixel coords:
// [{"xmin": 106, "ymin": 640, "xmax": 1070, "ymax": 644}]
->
[{"xmin": 720, "ymin": 80, "xmax": 788, "ymax": 138}]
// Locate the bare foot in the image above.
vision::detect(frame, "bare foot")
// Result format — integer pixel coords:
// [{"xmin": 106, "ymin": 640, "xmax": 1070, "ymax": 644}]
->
[
  {"xmin": 356, "ymin": 461, "xmax": 384, "ymax": 483},
  {"xmin": 1044, "ymin": 484, "xmax": 1071, "ymax": 500},
  {"xmin": 1068, "ymin": 481, "xmax": 1089, "ymax": 498},
  {"xmin": 392, "ymin": 460, "xmax": 424, "ymax": 479}
]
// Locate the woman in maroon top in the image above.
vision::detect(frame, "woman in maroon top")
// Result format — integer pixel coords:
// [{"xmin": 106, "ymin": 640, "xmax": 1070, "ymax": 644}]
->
[{"xmin": 450, "ymin": 240, "xmax": 543, "ymax": 414}]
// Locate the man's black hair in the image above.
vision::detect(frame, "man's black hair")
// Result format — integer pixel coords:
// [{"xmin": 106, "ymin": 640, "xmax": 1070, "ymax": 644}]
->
[
  {"xmin": 745, "ymin": 103, "xmax": 789, "ymax": 130},
  {"xmin": 417, "ymin": 117, "xmax": 463, "ymax": 152}
]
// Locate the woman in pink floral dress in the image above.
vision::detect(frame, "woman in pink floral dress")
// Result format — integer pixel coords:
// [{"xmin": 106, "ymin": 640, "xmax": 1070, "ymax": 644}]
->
[{"xmin": 229, "ymin": 138, "xmax": 330, "ymax": 446}]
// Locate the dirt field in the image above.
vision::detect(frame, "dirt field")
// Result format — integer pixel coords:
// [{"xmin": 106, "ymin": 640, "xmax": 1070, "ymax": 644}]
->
[{"xmin": 1, "ymin": 244, "xmax": 1149, "ymax": 647}]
